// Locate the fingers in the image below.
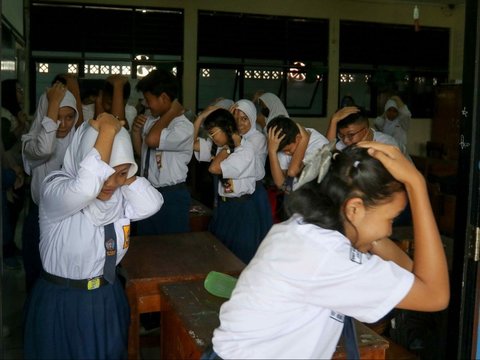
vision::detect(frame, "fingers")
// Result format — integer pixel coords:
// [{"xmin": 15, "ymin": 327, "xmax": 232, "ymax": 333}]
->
[{"xmin": 357, "ymin": 141, "xmax": 402, "ymax": 159}]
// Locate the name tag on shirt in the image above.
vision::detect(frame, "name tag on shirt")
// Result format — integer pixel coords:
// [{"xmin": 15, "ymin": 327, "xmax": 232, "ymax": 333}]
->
[
  {"xmin": 350, "ymin": 247, "xmax": 362, "ymax": 264},
  {"xmin": 330, "ymin": 310, "xmax": 345, "ymax": 323}
]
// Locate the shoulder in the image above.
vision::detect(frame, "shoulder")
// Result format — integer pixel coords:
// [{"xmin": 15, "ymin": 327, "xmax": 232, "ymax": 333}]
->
[{"xmin": 372, "ymin": 130, "xmax": 399, "ymax": 146}]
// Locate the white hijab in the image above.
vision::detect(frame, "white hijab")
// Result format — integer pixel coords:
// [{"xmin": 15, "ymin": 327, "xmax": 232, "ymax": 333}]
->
[
  {"xmin": 62, "ymin": 121, "xmax": 138, "ymax": 226},
  {"xmin": 259, "ymin": 93, "xmax": 289, "ymax": 125},
  {"xmin": 235, "ymin": 99, "xmax": 257, "ymax": 138},
  {"xmin": 22, "ymin": 90, "xmax": 79, "ymax": 176}
]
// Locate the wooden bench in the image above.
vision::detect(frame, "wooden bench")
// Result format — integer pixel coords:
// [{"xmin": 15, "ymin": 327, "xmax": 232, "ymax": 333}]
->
[
  {"xmin": 120, "ymin": 232, "xmax": 245, "ymax": 359},
  {"xmin": 160, "ymin": 280, "xmax": 389, "ymax": 359}
]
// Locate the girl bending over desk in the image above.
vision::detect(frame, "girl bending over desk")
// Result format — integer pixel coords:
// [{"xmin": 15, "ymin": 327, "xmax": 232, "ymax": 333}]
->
[{"xmin": 209, "ymin": 142, "xmax": 449, "ymax": 359}]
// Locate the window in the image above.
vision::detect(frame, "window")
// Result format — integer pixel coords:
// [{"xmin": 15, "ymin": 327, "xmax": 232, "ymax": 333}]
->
[
  {"xmin": 339, "ymin": 21, "xmax": 449, "ymax": 117},
  {"xmin": 197, "ymin": 11, "xmax": 328, "ymax": 116}
]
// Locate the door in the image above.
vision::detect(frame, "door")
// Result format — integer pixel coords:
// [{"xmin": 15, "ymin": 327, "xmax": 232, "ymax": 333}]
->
[{"xmin": 446, "ymin": 0, "xmax": 480, "ymax": 358}]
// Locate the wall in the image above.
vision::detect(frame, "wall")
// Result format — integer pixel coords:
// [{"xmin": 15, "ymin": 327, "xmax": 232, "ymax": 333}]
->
[{"xmin": 34, "ymin": 0, "xmax": 466, "ymax": 155}]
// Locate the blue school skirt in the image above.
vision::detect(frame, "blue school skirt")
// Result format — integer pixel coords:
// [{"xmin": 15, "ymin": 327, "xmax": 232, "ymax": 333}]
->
[
  {"xmin": 136, "ymin": 183, "xmax": 191, "ymax": 235},
  {"xmin": 24, "ymin": 275, "xmax": 130, "ymax": 359},
  {"xmin": 209, "ymin": 194, "xmax": 262, "ymax": 264},
  {"xmin": 252, "ymin": 181, "xmax": 273, "ymax": 239}
]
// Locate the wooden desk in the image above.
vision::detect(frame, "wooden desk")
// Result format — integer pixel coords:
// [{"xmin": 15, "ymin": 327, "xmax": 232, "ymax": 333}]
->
[
  {"xmin": 160, "ymin": 281, "xmax": 389, "ymax": 360},
  {"xmin": 189, "ymin": 199, "xmax": 212, "ymax": 232},
  {"xmin": 121, "ymin": 232, "xmax": 245, "ymax": 359}
]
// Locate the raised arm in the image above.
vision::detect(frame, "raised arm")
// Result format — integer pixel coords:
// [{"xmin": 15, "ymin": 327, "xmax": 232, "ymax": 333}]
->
[
  {"xmin": 287, "ymin": 124, "xmax": 309, "ymax": 178},
  {"xmin": 326, "ymin": 106, "xmax": 360, "ymax": 141},
  {"xmin": 63, "ymin": 74, "xmax": 84, "ymax": 128},
  {"xmin": 193, "ymin": 105, "xmax": 218, "ymax": 152},
  {"xmin": 358, "ymin": 141, "xmax": 449, "ymax": 311},
  {"xmin": 144, "ymin": 99, "xmax": 183, "ymax": 148},
  {"xmin": 267, "ymin": 126, "xmax": 287, "ymax": 189}
]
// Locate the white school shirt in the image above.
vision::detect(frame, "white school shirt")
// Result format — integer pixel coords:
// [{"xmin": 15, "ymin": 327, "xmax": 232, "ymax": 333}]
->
[
  {"xmin": 277, "ymin": 128, "xmax": 329, "ymax": 190},
  {"xmin": 39, "ymin": 148, "xmax": 163, "ymax": 280},
  {"xmin": 22, "ymin": 91, "xmax": 79, "ymax": 205},
  {"xmin": 218, "ymin": 138, "xmax": 256, "ymax": 197},
  {"xmin": 140, "ymin": 114, "xmax": 194, "ymax": 187},
  {"xmin": 213, "ymin": 214, "xmax": 414, "ymax": 359},
  {"xmin": 243, "ymin": 130, "xmax": 267, "ymax": 181},
  {"xmin": 194, "ymin": 138, "xmax": 256, "ymax": 197}
]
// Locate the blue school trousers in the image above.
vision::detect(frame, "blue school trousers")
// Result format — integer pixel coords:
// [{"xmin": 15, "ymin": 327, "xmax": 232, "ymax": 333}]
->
[{"xmin": 252, "ymin": 181, "xmax": 273, "ymax": 239}]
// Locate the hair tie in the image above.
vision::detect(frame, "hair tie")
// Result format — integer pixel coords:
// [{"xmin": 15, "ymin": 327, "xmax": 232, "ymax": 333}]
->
[{"xmin": 353, "ymin": 160, "xmax": 360, "ymax": 168}]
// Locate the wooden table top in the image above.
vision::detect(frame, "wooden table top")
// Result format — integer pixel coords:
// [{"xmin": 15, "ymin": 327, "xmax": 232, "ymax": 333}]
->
[
  {"xmin": 161, "ymin": 280, "xmax": 389, "ymax": 359},
  {"xmin": 121, "ymin": 231, "xmax": 245, "ymax": 284}
]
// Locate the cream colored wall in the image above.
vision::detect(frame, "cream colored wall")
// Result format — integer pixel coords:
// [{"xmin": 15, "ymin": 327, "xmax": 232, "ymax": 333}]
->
[{"xmin": 37, "ymin": 0, "xmax": 465, "ymax": 155}]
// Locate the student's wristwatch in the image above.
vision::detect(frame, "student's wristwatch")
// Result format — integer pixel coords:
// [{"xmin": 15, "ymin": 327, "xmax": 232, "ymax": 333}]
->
[{"xmin": 224, "ymin": 147, "xmax": 231, "ymax": 154}]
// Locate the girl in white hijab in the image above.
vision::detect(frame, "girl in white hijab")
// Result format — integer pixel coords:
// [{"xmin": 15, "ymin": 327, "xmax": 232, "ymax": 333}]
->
[
  {"xmin": 21, "ymin": 83, "xmax": 80, "ymax": 292},
  {"xmin": 232, "ymin": 99, "xmax": 273, "ymax": 237},
  {"xmin": 24, "ymin": 113, "xmax": 163, "ymax": 360},
  {"xmin": 257, "ymin": 92, "xmax": 289, "ymax": 130}
]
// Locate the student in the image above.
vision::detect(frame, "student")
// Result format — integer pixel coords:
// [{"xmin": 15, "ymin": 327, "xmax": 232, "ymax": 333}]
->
[
  {"xmin": 193, "ymin": 108, "xmax": 262, "ymax": 264},
  {"xmin": 326, "ymin": 106, "xmax": 409, "ymax": 156},
  {"xmin": 266, "ymin": 115, "xmax": 329, "ymax": 193},
  {"xmin": 374, "ymin": 95, "xmax": 411, "ymax": 151},
  {"xmin": 21, "ymin": 81, "xmax": 80, "ymax": 293},
  {"xmin": 24, "ymin": 113, "xmax": 163, "ymax": 359},
  {"xmin": 231, "ymin": 99, "xmax": 273, "ymax": 238},
  {"xmin": 209, "ymin": 142, "xmax": 449, "ymax": 359},
  {"xmin": 132, "ymin": 69, "xmax": 194, "ymax": 235},
  {"xmin": 256, "ymin": 92, "xmax": 289, "ymax": 131}
]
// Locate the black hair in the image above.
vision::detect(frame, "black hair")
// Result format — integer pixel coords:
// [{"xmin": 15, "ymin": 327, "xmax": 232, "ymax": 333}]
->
[
  {"xmin": 337, "ymin": 107, "xmax": 369, "ymax": 130},
  {"xmin": 284, "ymin": 145, "xmax": 405, "ymax": 233},
  {"xmin": 265, "ymin": 116, "xmax": 299, "ymax": 151},
  {"xmin": 103, "ymin": 80, "xmax": 131, "ymax": 100},
  {"xmin": 204, "ymin": 108, "xmax": 237, "ymax": 154},
  {"xmin": 50, "ymin": 74, "xmax": 67, "ymax": 86},
  {"xmin": 340, "ymin": 95, "xmax": 355, "ymax": 108},
  {"xmin": 1, "ymin": 79, "xmax": 21, "ymax": 116},
  {"xmin": 135, "ymin": 69, "xmax": 178, "ymax": 101},
  {"xmin": 79, "ymin": 79, "xmax": 104, "ymax": 102}
]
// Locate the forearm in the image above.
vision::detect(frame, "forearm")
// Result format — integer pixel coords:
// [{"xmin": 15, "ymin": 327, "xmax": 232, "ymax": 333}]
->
[
  {"xmin": 325, "ymin": 119, "xmax": 338, "ymax": 141},
  {"xmin": 94, "ymin": 127, "xmax": 117, "ymax": 163},
  {"xmin": 269, "ymin": 152, "xmax": 286, "ymax": 189},
  {"xmin": 287, "ymin": 135, "xmax": 308, "ymax": 177},
  {"xmin": 23, "ymin": 124, "xmax": 58, "ymax": 160},
  {"xmin": 208, "ymin": 150, "xmax": 229, "ymax": 174},
  {"xmin": 131, "ymin": 130, "xmax": 143, "ymax": 156}
]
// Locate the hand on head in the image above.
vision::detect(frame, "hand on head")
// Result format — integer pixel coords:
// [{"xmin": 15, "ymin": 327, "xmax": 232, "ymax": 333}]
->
[
  {"xmin": 357, "ymin": 141, "xmax": 420, "ymax": 185},
  {"xmin": 47, "ymin": 82, "xmax": 67, "ymax": 104},
  {"xmin": 331, "ymin": 106, "xmax": 360, "ymax": 124},
  {"xmin": 267, "ymin": 125, "xmax": 285, "ymax": 153},
  {"xmin": 89, "ymin": 112, "xmax": 125, "ymax": 134}
]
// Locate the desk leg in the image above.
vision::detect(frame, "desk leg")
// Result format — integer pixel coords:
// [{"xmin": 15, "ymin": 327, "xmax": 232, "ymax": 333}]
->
[{"xmin": 126, "ymin": 285, "xmax": 140, "ymax": 360}]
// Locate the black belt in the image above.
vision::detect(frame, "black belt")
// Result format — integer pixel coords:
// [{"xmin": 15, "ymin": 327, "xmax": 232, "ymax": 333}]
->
[
  {"xmin": 41, "ymin": 270, "xmax": 110, "ymax": 290},
  {"xmin": 156, "ymin": 182, "xmax": 187, "ymax": 193},
  {"xmin": 219, "ymin": 194, "xmax": 252, "ymax": 202}
]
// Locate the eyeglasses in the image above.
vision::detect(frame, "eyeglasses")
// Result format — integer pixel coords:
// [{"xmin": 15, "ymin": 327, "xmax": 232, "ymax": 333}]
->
[
  {"xmin": 337, "ymin": 127, "xmax": 367, "ymax": 142},
  {"xmin": 208, "ymin": 128, "xmax": 222, "ymax": 140}
]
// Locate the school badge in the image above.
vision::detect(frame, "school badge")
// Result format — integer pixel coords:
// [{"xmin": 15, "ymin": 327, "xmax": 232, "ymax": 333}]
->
[{"xmin": 106, "ymin": 238, "xmax": 116, "ymax": 256}]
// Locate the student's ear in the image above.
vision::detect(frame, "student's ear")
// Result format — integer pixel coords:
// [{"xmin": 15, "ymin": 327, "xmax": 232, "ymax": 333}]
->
[
  {"xmin": 344, "ymin": 197, "xmax": 366, "ymax": 225},
  {"xmin": 294, "ymin": 133, "xmax": 302, "ymax": 145}
]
